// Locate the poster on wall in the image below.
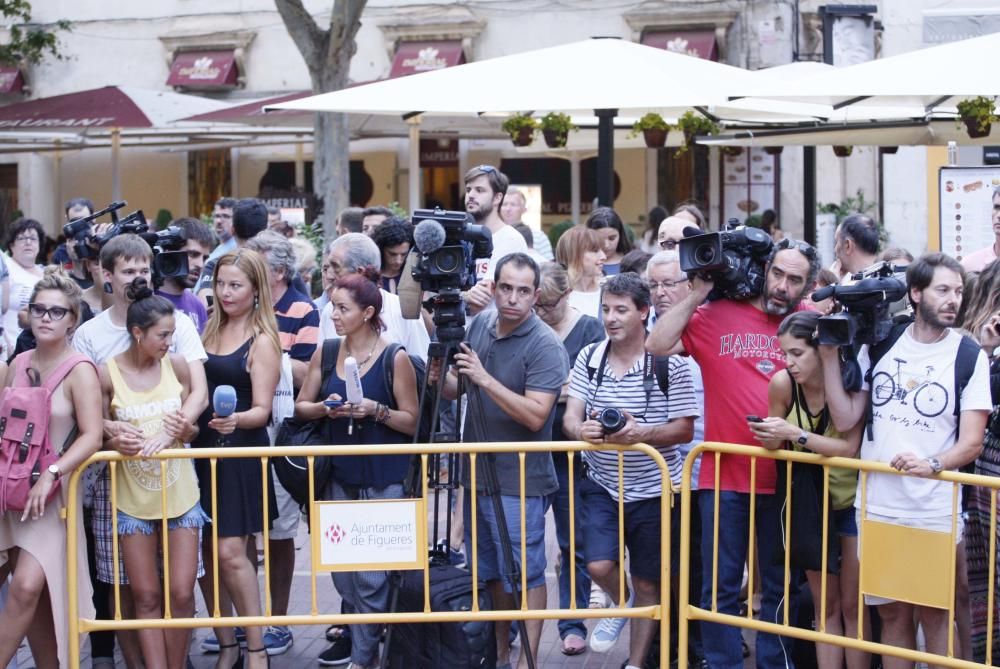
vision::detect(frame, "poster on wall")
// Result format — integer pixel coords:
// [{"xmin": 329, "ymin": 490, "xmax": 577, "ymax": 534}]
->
[{"xmin": 938, "ymin": 166, "xmax": 1000, "ymax": 262}]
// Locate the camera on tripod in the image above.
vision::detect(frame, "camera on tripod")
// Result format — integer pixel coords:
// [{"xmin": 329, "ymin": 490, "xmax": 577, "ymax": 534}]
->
[
  {"xmin": 409, "ymin": 208, "xmax": 492, "ymax": 293},
  {"xmin": 811, "ymin": 261, "xmax": 907, "ymax": 346},
  {"xmin": 678, "ymin": 219, "xmax": 773, "ymax": 301},
  {"xmin": 61, "ymin": 200, "xmax": 189, "ymax": 287}
]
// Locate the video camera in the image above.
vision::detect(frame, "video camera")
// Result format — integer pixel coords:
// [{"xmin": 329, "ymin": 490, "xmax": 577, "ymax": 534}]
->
[
  {"xmin": 678, "ymin": 218, "xmax": 773, "ymax": 301},
  {"xmin": 811, "ymin": 261, "xmax": 907, "ymax": 346},
  {"xmin": 398, "ymin": 208, "xmax": 493, "ymax": 345},
  {"xmin": 61, "ymin": 200, "xmax": 189, "ymax": 287}
]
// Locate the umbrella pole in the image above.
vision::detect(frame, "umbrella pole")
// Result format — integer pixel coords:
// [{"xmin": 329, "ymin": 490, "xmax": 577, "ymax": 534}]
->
[
  {"xmin": 408, "ymin": 117, "xmax": 421, "ymax": 212},
  {"xmin": 595, "ymin": 109, "xmax": 617, "ymax": 206},
  {"xmin": 570, "ymin": 151, "xmax": 582, "ymax": 225},
  {"xmin": 111, "ymin": 127, "xmax": 121, "ymax": 201}
]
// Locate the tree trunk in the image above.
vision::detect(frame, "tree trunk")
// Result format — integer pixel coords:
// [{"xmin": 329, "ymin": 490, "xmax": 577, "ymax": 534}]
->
[{"xmin": 275, "ymin": 0, "xmax": 366, "ymax": 242}]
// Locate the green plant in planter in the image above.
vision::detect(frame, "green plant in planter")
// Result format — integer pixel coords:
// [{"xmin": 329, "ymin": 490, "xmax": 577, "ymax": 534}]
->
[
  {"xmin": 956, "ymin": 96, "xmax": 999, "ymax": 138},
  {"xmin": 539, "ymin": 112, "xmax": 576, "ymax": 147},
  {"xmin": 629, "ymin": 112, "xmax": 670, "ymax": 137},
  {"xmin": 501, "ymin": 113, "xmax": 538, "ymax": 146},
  {"xmin": 674, "ymin": 111, "xmax": 718, "ymax": 156}
]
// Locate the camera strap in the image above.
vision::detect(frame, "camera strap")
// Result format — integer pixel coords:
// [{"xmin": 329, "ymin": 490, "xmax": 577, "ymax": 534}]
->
[{"xmin": 586, "ymin": 342, "xmax": 655, "ymax": 412}]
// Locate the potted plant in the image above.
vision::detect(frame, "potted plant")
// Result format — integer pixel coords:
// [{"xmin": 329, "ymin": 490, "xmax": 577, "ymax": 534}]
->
[
  {"xmin": 675, "ymin": 111, "xmax": 718, "ymax": 155},
  {"xmin": 539, "ymin": 112, "xmax": 576, "ymax": 148},
  {"xmin": 765, "ymin": 146, "xmax": 784, "ymax": 155},
  {"xmin": 956, "ymin": 96, "xmax": 998, "ymax": 138},
  {"xmin": 721, "ymin": 146, "xmax": 744, "ymax": 156},
  {"xmin": 629, "ymin": 112, "xmax": 671, "ymax": 148},
  {"xmin": 501, "ymin": 113, "xmax": 538, "ymax": 147},
  {"xmin": 832, "ymin": 145, "xmax": 853, "ymax": 157}
]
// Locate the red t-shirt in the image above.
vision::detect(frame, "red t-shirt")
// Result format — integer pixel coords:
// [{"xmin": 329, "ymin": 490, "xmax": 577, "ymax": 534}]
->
[{"xmin": 682, "ymin": 299, "xmax": 801, "ymax": 493}]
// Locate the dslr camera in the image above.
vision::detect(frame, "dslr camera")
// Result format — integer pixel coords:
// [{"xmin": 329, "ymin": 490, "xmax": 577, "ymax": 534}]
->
[
  {"xmin": 678, "ymin": 219, "xmax": 773, "ymax": 301},
  {"xmin": 811, "ymin": 261, "xmax": 907, "ymax": 347},
  {"xmin": 596, "ymin": 408, "xmax": 626, "ymax": 435},
  {"xmin": 61, "ymin": 200, "xmax": 189, "ymax": 287}
]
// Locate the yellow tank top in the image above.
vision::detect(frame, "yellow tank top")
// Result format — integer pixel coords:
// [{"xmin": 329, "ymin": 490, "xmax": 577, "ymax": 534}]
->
[
  {"xmin": 785, "ymin": 379, "xmax": 857, "ymax": 511},
  {"xmin": 108, "ymin": 356, "xmax": 200, "ymax": 519}
]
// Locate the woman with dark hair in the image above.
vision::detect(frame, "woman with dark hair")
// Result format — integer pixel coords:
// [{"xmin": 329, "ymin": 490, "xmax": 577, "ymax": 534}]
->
[
  {"xmin": 0, "ymin": 266, "xmax": 102, "ymax": 669},
  {"xmin": 295, "ymin": 268, "xmax": 419, "ymax": 669},
  {"xmin": 749, "ymin": 311, "xmax": 867, "ymax": 669},
  {"xmin": 3, "ymin": 218, "xmax": 45, "ymax": 353},
  {"xmin": 100, "ymin": 279, "xmax": 204, "ymax": 669},
  {"xmin": 640, "ymin": 206, "xmax": 668, "ymax": 254},
  {"xmin": 195, "ymin": 249, "xmax": 281, "ymax": 669},
  {"xmin": 586, "ymin": 207, "xmax": 632, "ymax": 276},
  {"xmin": 370, "ymin": 217, "xmax": 414, "ymax": 295}
]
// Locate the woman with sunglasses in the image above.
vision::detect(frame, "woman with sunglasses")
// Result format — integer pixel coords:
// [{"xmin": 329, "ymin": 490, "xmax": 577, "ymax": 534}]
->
[
  {"xmin": 555, "ymin": 225, "xmax": 606, "ymax": 319},
  {"xmin": 535, "ymin": 262, "xmax": 605, "ymax": 654},
  {"xmin": 0, "ymin": 267, "xmax": 102, "ymax": 669}
]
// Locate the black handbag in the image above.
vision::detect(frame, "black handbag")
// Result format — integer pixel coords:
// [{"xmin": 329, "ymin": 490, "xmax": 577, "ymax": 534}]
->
[
  {"xmin": 270, "ymin": 340, "xmax": 339, "ymax": 507},
  {"xmin": 775, "ymin": 375, "xmax": 841, "ymax": 574}
]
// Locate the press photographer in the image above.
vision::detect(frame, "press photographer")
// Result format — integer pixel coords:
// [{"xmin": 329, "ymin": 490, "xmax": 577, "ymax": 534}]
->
[
  {"xmin": 428, "ymin": 252, "xmax": 568, "ymax": 669},
  {"xmin": 563, "ymin": 272, "xmax": 697, "ymax": 665},
  {"xmin": 646, "ymin": 235, "xmax": 820, "ymax": 669}
]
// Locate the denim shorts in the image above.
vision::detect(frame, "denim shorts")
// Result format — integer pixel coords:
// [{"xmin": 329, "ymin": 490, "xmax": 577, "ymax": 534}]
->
[
  {"xmin": 833, "ymin": 507, "xmax": 858, "ymax": 537},
  {"xmin": 117, "ymin": 503, "xmax": 211, "ymax": 536},
  {"xmin": 463, "ymin": 492, "xmax": 547, "ymax": 593}
]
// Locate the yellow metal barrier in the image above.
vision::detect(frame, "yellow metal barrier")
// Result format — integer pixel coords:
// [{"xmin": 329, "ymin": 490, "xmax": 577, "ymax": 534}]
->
[
  {"xmin": 65, "ymin": 441, "xmax": 675, "ymax": 669},
  {"xmin": 678, "ymin": 441, "xmax": 999, "ymax": 669}
]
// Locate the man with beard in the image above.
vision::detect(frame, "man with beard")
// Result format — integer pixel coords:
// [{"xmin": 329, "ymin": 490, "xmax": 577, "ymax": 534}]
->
[
  {"xmin": 207, "ymin": 197, "xmax": 237, "ymax": 261},
  {"xmin": 155, "ymin": 217, "xmax": 214, "ymax": 333},
  {"xmin": 820, "ymin": 252, "xmax": 990, "ymax": 665},
  {"xmin": 463, "ymin": 165, "xmax": 527, "ymax": 314},
  {"xmin": 646, "ymin": 237, "xmax": 820, "ymax": 669}
]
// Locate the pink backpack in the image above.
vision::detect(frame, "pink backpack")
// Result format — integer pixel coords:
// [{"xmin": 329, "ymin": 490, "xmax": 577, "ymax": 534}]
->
[{"xmin": 0, "ymin": 351, "xmax": 93, "ymax": 514}]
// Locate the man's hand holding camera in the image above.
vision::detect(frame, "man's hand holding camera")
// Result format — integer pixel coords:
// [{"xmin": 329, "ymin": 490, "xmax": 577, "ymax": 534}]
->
[{"xmin": 578, "ymin": 408, "xmax": 645, "ymax": 445}]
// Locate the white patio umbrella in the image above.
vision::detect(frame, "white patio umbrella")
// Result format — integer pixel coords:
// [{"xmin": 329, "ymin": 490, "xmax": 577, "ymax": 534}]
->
[
  {"xmin": 267, "ymin": 37, "xmax": 805, "ymax": 207},
  {"xmin": 729, "ymin": 32, "xmax": 1000, "ymax": 113}
]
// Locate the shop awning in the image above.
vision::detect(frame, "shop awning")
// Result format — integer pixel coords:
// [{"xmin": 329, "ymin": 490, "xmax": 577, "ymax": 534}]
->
[
  {"xmin": 642, "ymin": 30, "xmax": 718, "ymax": 61},
  {"xmin": 0, "ymin": 67, "xmax": 24, "ymax": 94},
  {"xmin": 166, "ymin": 50, "xmax": 239, "ymax": 89},
  {"xmin": 389, "ymin": 41, "xmax": 465, "ymax": 78}
]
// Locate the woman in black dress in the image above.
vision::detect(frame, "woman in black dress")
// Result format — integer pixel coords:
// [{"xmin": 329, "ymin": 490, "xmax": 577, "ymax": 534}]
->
[{"xmin": 194, "ymin": 249, "xmax": 281, "ymax": 669}]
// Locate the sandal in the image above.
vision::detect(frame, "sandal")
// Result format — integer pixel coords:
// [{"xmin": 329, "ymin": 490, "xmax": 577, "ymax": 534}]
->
[
  {"xmin": 247, "ymin": 646, "xmax": 271, "ymax": 668},
  {"xmin": 217, "ymin": 642, "xmax": 244, "ymax": 669},
  {"xmin": 561, "ymin": 633, "xmax": 587, "ymax": 655}
]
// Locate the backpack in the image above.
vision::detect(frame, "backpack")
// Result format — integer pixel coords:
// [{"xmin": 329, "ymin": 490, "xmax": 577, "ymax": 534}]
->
[
  {"xmin": 0, "ymin": 351, "xmax": 93, "ymax": 513},
  {"xmin": 381, "ymin": 343, "xmax": 435, "ymax": 443},
  {"xmin": 863, "ymin": 319, "xmax": 981, "ymax": 441}
]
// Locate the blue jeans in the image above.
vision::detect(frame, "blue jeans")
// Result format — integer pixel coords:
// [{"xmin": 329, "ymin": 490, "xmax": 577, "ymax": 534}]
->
[
  {"xmin": 548, "ymin": 454, "xmax": 590, "ymax": 639},
  {"xmin": 699, "ymin": 490, "xmax": 795, "ymax": 669}
]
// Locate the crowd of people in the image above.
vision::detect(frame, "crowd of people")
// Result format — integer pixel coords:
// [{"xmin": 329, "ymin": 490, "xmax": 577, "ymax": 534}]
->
[{"xmin": 0, "ymin": 167, "xmax": 997, "ymax": 669}]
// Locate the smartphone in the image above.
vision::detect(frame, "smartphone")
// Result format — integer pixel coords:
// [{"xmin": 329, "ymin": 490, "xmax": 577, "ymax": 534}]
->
[
  {"xmin": 324, "ymin": 399, "xmax": 344, "ymax": 409},
  {"xmin": 746, "ymin": 415, "xmax": 764, "ymax": 423},
  {"xmin": 205, "ymin": 295, "xmax": 214, "ymax": 307}
]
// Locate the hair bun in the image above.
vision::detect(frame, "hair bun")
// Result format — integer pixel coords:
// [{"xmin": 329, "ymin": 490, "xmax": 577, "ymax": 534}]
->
[
  {"xmin": 358, "ymin": 264, "xmax": 382, "ymax": 284},
  {"xmin": 125, "ymin": 277, "xmax": 154, "ymax": 302}
]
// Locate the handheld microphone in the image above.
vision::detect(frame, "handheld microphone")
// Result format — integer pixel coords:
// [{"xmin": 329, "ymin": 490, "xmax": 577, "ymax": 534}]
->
[
  {"xmin": 413, "ymin": 218, "xmax": 447, "ymax": 254},
  {"xmin": 213, "ymin": 385, "xmax": 238, "ymax": 417},
  {"xmin": 344, "ymin": 357, "xmax": 364, "ymax": 435}
]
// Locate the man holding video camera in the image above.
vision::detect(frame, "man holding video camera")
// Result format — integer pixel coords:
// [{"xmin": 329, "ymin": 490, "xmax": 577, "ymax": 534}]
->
[
  {"xmin": 647, "ymin": 235, "xmax": 820, "ymax": 669},
  {"xmin": 431, "ymin": 252, "xmax": 567, "ymax": 669},
  {"xmin": 563, "ymin": 272, "xmax": 697, "ymax": 667},
  {"xmin": 820, "ymin": 252, "xmax": 991, "ymax": 664}
]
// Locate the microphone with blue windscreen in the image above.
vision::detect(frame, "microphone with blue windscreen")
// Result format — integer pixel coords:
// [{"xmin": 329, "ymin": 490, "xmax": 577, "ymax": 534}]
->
[{"xmin": 213, "ymin": 385, "xmax": 238, "ymax": 445}]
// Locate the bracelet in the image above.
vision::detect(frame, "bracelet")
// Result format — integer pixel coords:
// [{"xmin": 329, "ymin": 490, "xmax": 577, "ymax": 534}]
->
[{"xmin": 375, "ymin": 403, "xmax": 391, "ymax": 424}]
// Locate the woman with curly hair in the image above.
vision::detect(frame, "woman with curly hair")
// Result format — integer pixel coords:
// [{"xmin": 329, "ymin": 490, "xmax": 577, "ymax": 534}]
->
[{"xmin": 369, "ymin": 216, "xmax": 414, "ymax": 295}]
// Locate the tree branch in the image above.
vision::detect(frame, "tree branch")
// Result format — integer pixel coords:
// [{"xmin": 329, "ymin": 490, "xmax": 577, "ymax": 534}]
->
[{"xmin": 274, "ymin": 0, "xmax": 326, "ymax": 69}]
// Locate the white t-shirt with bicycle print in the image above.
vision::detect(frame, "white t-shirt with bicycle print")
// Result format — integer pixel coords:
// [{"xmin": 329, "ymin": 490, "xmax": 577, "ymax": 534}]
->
[{"xmin": 858, "ymin": 328, "xmax": 991, "ymax": 518}]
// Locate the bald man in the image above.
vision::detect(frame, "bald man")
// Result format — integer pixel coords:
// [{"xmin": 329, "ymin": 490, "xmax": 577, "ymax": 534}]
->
[{"xmin": 657, "ymin": 215, "xmax": 700, "ymax": 252}]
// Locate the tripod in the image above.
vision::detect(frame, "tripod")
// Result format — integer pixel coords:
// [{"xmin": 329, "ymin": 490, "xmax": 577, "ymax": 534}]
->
[{"xmin": 381, "ymin": 328, "xmax": 537, "ymax": 669}]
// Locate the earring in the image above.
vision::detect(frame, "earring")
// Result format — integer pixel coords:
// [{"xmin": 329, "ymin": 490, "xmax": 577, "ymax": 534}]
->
[
  {"xmin": 103, "ymin": 281, "xmax": 113, "ymax": 294},
  {"xmin": 253, "ymin": 295, "xmax": 259, "ymax": 310}
]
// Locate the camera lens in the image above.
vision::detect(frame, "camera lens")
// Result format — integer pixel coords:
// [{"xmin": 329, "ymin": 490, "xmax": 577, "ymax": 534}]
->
[
  {"xmin": 434, "ymin": 247, "xmax": 463, "ymax": 274},
  {"xmin": 694, "ymin": 243, "xmax": 717, "ymax": 266},
  {"xmin": 598, "ymin": 408, "xmax": 626, "ymax": 435}
]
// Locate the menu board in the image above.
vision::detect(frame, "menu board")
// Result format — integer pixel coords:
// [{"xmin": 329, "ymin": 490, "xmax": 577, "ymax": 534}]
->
[
  {"xmin": 939, "ymin": 167, "xmax": 1000, "ymax": 262},
  {"xmin": 722, "ymin": 147, "xmax": 778, "ymax": 225}
]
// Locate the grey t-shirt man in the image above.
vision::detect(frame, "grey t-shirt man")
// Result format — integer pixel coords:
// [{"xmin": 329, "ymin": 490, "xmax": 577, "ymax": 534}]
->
[{"xmin": 459, "ymin": 309, "xmax": 568, "ymax": 497}]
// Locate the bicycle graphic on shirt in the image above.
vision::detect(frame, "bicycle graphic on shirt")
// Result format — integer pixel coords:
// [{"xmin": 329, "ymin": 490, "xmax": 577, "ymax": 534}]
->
[{"xmin": 871, "ymin": 358, "xmax": 948, "ymax": 418}]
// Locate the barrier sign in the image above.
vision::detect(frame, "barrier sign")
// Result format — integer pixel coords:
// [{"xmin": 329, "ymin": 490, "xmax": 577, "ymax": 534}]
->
[{"xmin": 312, "ymin": 498, "xmax": 427, "ymax": 572}]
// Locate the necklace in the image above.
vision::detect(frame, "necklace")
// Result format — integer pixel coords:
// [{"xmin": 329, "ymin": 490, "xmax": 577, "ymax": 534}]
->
[{"xmin": 346, "ymin": 334, "xmax": 379, "ymax": 367}]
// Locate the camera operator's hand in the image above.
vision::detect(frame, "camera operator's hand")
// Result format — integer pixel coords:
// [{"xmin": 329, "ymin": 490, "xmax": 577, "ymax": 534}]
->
[
  {"xmin": 690, "ymin": 274, "xmax": 714, "ymax": 301},
  {"xmin": 606, "ymin": 410, "xmax": 644, "ymax": 445},
  {"xmin": 454, "ymin": 343, "xmax": 492, "ymax": 388},
  {"xmin": 464, "ymin": 279, "xmax": 494, "ymax": 313},
  {"xmin": 578, "ymin": 414, "xmax": 605, "ymax": 444}
]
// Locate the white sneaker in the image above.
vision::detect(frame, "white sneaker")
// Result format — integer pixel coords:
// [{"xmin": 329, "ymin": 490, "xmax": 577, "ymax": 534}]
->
[
  {"xmin": 589, "ymin": 583, "xmax": 610, "ymax": 609},
  {"xmin": 589, "ymin": 590, "xmax": 634, "ymax": 652}
]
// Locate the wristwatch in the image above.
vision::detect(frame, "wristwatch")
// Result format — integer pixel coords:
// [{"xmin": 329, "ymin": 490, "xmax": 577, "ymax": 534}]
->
[
  {"xmin": 796, "ymin": 431, "xmax": 809, "ymax": 446},
  {"xmin": 47, "ymin": 464, "xmax": 61, "ymax": 480},
  {"xmin": 926, "ymin": 457, "xmax": 943, "ymax": 474}
]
